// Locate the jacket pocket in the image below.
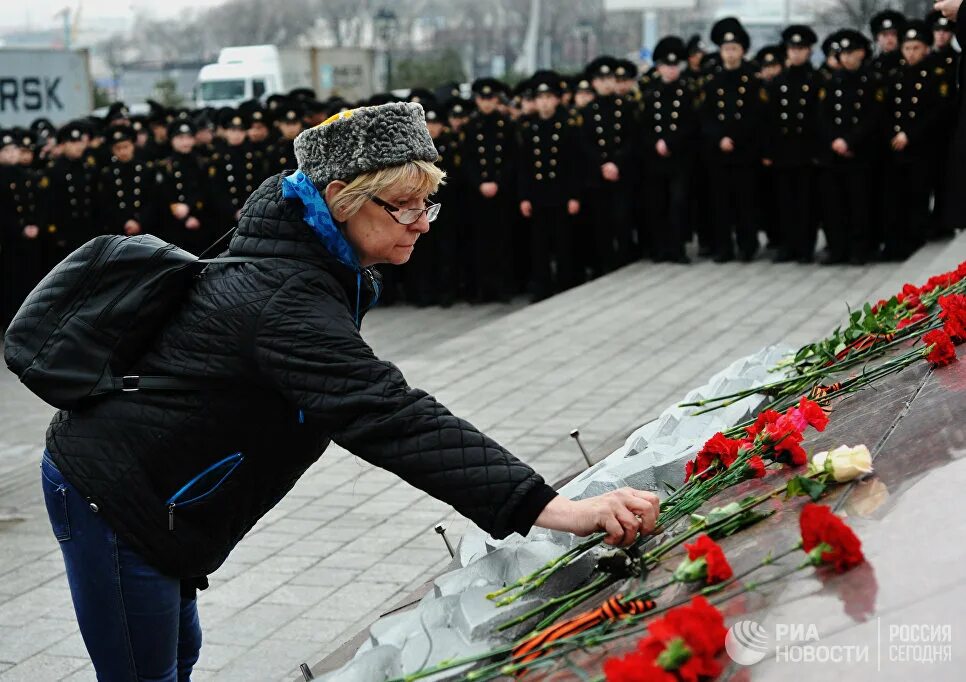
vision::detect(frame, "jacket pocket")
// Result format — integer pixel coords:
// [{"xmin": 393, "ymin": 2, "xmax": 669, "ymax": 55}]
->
[
  {"xmin": 41, "ymin": 452, "xmax": 71, "ymax": 542},
  {"xmin": 166, "ymin": 452, "xmax": 243, "ymax": 531}
]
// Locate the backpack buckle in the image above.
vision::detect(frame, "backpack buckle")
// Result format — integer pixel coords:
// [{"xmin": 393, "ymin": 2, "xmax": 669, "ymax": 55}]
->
[{"xmin": 122, "ymin": 376, "xmax": 140, "ymax": 391}]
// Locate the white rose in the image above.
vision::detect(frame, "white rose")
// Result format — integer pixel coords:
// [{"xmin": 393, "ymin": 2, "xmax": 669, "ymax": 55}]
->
[{"xmin": 810, "ymin": 444, "xmax": 873, "ymax": 482}]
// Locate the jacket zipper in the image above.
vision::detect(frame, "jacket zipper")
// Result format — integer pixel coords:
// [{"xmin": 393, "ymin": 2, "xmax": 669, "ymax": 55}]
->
[{"xmin": 166, "ymin": 452, "xmax": 243, "ymax": 531}]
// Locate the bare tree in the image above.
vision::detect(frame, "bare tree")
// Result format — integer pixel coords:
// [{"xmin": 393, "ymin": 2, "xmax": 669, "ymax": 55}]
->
[{"xmin": 817, "ymin": 0, "xmax": 912, "ymax": 32}]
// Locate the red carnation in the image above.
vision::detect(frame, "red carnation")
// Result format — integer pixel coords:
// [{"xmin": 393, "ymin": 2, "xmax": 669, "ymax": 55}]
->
[
  {"xmin": 684, "ymin": 433, "xmax": 744, "ymax": 481},
  {"xmin": 795, "ymin": 397, "xmax": 829, "ymax": 432},
  {"xmin": 746, "ymin": 455, "xmax": 766, "ymax": 479},
  {"xmin": 604, "ymin": 597, "xmax": 727, "ymax": 681},
  {"xmin": 764, "ymin": 417, "xmax": 807, "ymax": 466},
  {"xmin": 685, "ymin": 535, "xmax": 733, "ymax": 584},
  {"xmin": 745, "ymin": 409, "xmax": 781, "ymax": 439},
  {"xmin": 939, "ymin": 294, "xmax": 966, "ymax": 343},
  {"xmin": 799, "ymin": 503, "xmax": 864, "ymax": 573},
  {"xmin": 603, "ymin": 652, "xmax": 675, "ymax": 681},
  {"xmin": 923, "ymin": 329, "xmax": 957, "ymax": 367},
  {"xmin": 897, "ymin": 313, "xmax": 926, "ymax": 330}
]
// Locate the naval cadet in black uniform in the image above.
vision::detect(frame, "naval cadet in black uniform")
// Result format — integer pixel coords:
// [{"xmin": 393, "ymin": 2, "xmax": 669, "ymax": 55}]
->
[
  {"xmin": 458, "ymin": 78, "xmax": 517, "ymax": 302},
  {"xmin": 41, "ymin": 121, "xmax": 97, "ymax": 266},
  {"xmin": 927, "ymin": 9, "xmax": 960, "ymax": 240},
  {"xmin": 816, "ymin": 30, "xmax": 882, "ymax": 265},
  {"xmin": 406, "ymin": 104, "xmax": 461, "ymax": 307},
  {"xmin": 764, "ymin": 26, "xmax": 822, "ymax": 263},
  {"xmin": 579, "ymin": 56, "xmax": 638, "ymax": 272},
  {"xmin": 1, "ymin": 129, "xmax": 45, "ymax": 325},
  {"xmin": 881, "ymin": 20, "xmax": 952, "ymax": 260},
  {"xmin": 208, "ymin": 110, "xmax": 257, "ymax": 232},
  {"xmin": 755, "ymin": 43, "xmax": 785, "ymax": 252},
  {"xmin": 870, "ymin": 10, "xmax": 906, "ymax": 81},
  {"xmin": 240, "ymin": 101, "xmax": 273, "ymax": 185},
  {"xmin": 516, "ymin": 70, "xmax": 583, "ymax": 300},
  {"xmin": 96, "ymin": 125, "xmax": 157, "ymax": 237},
  {"xmin": 159, "ymin": 120, "xmax": 211, "ymax": 254},
  {"xmin": 266, "ymin": 101, "xmax": 304, "ymax": 176},
  {"xmin": 700, "ymin": 17, "xmax": 766, "ymax": 262},
  {"xmin": 640, "ymin": 37, "xmax": 698, "ymax": 263}
]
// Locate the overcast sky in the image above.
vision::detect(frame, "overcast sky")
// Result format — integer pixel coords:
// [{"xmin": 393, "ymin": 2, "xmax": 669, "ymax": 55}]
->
[{"xmin": 4, "ymin": 0, "xmax": 228, "ymax": 31}]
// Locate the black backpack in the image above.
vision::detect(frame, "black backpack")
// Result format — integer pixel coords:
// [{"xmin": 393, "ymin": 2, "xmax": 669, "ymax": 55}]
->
[{"xmin": 3, "ymin": 233, "xmax": 254, "ymax": 410}]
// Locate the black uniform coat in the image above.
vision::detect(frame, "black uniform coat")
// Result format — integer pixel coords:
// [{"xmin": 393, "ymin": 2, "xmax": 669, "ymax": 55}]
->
[
  {"xmin": 639, "ymin": 77, "xmax": 699, "ymax": 170},
  {"xmin": 578, "ymin": 94, "xmax": 638, "ymax": 186},
  {"xmin": 816, "ymin": 67, "xmax": 883, "ymax": 165},
  {"xmin": 41, "ymin": 156, "xmax": 97, "ymax": 261},
  {"xmin": 945, "ymin": 6, "xmax": 966, "ymax": 228},
  {"xmin": 45, "ymin": 173, "xmax": 556, "ymax": 579},
  {"xmin": 96, "ymin": 157, "xmax": 158, "ymax": 235},
  {"xmin": 699, "ymin": 62, "xmax": 767, "ymax": 166},
  {"xmin": 884, "ymin": 61, "xmax": 952, "ymax": 162},
  {"xmin": 1, "ymin": 165, "xmax": 45, "ymax": 324},
  {"xmin": 208, "ymin": 142, "xmax": 259, "ymax": 230},
  {"xmin": 516, "ymin": 109, "xmax": 583, "ymax": 206},
  {"xmin": 158, "ymin": 151, "xmax": 212, "ymax": 254},
  {"xmin": 764, "ymin": 63, "xmax": 821, "ymax": 167}
]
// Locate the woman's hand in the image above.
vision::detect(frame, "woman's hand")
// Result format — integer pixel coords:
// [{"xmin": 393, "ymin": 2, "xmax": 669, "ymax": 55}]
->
[{"xmin": 534, "ymin": 489, "xmax": 660, "ymax": 547}]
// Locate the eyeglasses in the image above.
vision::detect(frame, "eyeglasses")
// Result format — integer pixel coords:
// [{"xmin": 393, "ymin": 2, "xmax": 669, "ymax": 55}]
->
[{"xmin": 370, "ymin": 196, "xmax": 441, "ymax": 225}]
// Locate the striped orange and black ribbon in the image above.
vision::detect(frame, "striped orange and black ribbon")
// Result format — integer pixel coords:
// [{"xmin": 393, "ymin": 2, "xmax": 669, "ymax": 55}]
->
[
  {"xmin": 807, "ymin": 383, "xmax": 841, "ymax": 413},
  {"xmin": 832, "ymin": 333, "xmax": 896, "ymax": 362},
  {"xmin": 509, "ymin": 595, "xmax": 656, "ymax": 674}
]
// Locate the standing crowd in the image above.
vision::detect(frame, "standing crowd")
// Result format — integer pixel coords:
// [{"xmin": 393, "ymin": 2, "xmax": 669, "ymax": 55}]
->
[{"xmin": 2, "ymin": 9, "xmax": 964, "ymax": 324}]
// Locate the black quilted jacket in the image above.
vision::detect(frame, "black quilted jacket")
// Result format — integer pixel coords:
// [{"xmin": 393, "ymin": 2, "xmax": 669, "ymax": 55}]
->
[{"xmin": 46, "ymin": 173, "xmax": 557, "ymax": 579}]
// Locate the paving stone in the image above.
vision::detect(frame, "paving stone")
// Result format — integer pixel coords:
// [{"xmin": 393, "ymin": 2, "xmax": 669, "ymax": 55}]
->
[
  {"xmin": 193, "ymin": 641, "xmax": 251, "ymax": 671},
  {"xmin": 0, "ymin": 654, "xmax": 88, "ymax": 682},
  {"xmin": 0, "ymin": 618, "xmax": 77, "ymax": 664},
  {"xmin": 262, "ymin": 584, "xmax": 335, "ymax": 607},
  {"xmin": 271, "ymin": 617, "xmax": 356, "ymax": 644},
  {"xmin": 201, "ymin": 569, "xmax": 293, "ymax": 609},
  {"xmin": 204, "ymin": 601, "xmax": 308, "ymax": 646},
  {"xmin": 288, "ymin": 565, "xmax": 361, "ymax": 589}
]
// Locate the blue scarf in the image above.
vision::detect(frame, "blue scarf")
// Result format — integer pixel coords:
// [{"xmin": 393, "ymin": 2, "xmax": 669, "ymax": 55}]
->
[
  {"xmin": 281, "ymin": 170, "xmax": 379, "ymax": 329},
  {"xmin": 281, "ymin": 170, "xmax": 361, "ymax": 271}
]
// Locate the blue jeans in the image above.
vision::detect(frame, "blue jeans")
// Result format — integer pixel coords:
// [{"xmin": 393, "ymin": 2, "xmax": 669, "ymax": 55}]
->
[{"xmin": 41, "ymin": 452, "xmax": 202, "ymax": 681}]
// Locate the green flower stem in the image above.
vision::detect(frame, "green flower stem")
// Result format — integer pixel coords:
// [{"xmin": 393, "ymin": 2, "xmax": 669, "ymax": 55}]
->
[
  {"xmin": 496, "ymin": 574, "xmax": 611, "ymax": 632},
  {"xmin": 698, "ymin": 542, "xmax": 802, "ymax": 598},
  {"xmin": 486, "ymin": 534, "xmax": 605, "ymax": 603}
]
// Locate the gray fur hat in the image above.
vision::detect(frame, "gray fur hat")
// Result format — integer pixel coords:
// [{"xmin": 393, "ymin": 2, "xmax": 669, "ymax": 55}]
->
[{"xmin": 293, "ymin": 102, "xmax": 438, "ymax": 189}]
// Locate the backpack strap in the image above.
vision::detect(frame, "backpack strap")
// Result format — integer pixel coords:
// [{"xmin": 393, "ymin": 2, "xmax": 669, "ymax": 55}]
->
[
  {"xmin": 107, "ymin": 375, "xmax": 240, "ymax": 392},
  {"xmin": 197, "ymin": 256, "xmax": 261, "ymax": 265}
]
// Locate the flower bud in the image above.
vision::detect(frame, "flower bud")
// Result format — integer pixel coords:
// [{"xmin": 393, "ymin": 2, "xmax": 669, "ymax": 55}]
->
[{"xmin": 810, "ymin": 444, "xmax": 873, "ymax": 482}]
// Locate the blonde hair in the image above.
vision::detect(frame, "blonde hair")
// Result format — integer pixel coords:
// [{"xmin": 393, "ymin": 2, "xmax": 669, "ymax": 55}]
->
[{"xmin": 327, "ymin": 160, "xmax": 445, "ymax": 219}]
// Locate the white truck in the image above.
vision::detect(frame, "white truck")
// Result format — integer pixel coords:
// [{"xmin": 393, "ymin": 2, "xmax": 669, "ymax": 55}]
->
[
  {"xmin": 0, "ymin": 48, "xmax": 93, "ymax": 127},
  {"xmin": 195, "ymin": 45, "xmax": 379, "ymax": 108}
]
